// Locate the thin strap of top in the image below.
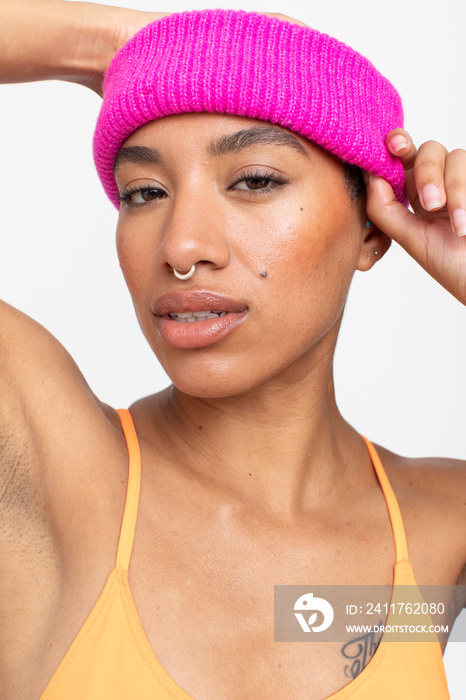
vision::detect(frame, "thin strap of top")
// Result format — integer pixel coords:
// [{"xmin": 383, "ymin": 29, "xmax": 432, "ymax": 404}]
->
[
  {"xmin": 360, "ymin": 435, "xmax": 409, "ymax": 563},
  {"xmin": 116, "ymin": 408, "xmax": 142, "ymax": 571}
]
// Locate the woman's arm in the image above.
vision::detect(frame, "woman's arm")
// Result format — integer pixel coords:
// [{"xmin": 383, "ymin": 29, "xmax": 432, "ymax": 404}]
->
[
  {"xmin": 0, "ymin": 0, "xmax": 170, "ymax": 466},
  {"xmin": 0, "ymin": 0, "xmax": 168, "ymax": 414},
  {"xmin": 0, "ymin": 0, "xmax": 168, "ymax": 94},
  {"xmin": 0, "ymin": 0, "xmax": 172, "ymax": 603}
]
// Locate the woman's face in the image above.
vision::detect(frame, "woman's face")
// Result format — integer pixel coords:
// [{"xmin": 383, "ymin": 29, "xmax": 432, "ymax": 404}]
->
[{"xmin": 114, "ymin": 113, "xmax": 375, "ymax": 398}]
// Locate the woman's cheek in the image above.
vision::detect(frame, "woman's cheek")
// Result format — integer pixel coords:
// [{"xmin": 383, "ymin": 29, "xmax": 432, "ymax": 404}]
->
[
  {"xmin": 275, "ymin": 212, "xmax": 360, "ymax": 337},
  {"xmin": 116, "ymin": 222, "xmax": 154, "ymax": 300}
]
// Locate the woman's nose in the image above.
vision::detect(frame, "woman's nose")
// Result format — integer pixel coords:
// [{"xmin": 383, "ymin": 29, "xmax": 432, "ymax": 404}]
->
[{"xmin": 159, "ymin": 188, "xmax": 230, "ymax": 275}]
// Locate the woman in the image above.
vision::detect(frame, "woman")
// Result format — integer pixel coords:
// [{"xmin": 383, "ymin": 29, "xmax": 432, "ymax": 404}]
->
[{"xmin": 0, "ymin": 2, "xmax": 464, "ymax": 699}]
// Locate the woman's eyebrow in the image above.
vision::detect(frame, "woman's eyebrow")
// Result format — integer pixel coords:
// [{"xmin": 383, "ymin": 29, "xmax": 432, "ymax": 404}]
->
[
  {"xmin": 207, "ymin": 127, "xmax": 309, "ymax": 158},
  {"xmin": 113, "ymin": 126, "xmax": 309, "ymax": 173},
  {"xmin": 114, "ymin": 145, "xmax": 164, "ymax": 173}
]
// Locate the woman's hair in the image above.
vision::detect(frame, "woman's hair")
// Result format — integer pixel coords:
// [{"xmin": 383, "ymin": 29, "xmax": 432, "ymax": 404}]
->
[
  {"xmin": 343, "ymin": 163, "xmax": 365, "ymax": 202},
  {"xmin": 94, "ymin": 9, "xmax": 406, "ymax": 208}
]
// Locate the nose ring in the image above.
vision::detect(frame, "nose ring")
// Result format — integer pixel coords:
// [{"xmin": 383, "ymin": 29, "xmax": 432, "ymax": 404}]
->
[{"xmin": 173, "ymin": 264, "xmax": 196, "ymax": 280}]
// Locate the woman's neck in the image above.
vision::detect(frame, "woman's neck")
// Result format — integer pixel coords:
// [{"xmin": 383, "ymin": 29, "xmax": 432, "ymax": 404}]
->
[{"xmin": 140, "ymin": 358, "xmax": 367, "ymax": 517}]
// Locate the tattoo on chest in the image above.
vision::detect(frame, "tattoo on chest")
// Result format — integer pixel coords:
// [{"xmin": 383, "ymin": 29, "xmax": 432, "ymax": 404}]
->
[{"xmin": 341, "ymin": 622, "xmax": 383, "ymax": 680}]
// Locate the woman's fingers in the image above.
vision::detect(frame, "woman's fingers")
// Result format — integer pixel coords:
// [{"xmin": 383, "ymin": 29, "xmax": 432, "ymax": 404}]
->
[
  {"xmin": 364, "ymin": 174, "xmax": 425, "ymax": 257},
  {"xmin": 386, "ymin": 130, "xmax": 466, "ymax": 238},
  {"xmin": 445, "ymin": 149, "xmax": 466, "ymax": 237},
  {"xmin": 386, "ymin": 129, "xmax": 449, "ymax": 215},
  {"xmin": 413, "ymin": 141, "xmax": 449, "ymax": 212},
  {"xmin": 386, "ymin": 128, "xmax": 416, "ymax": 165},
  {"xmin": 385, "ymin": 128, "xmax": 419, "ymax": 208},
  {"xmin": 263, "ymin": 13, "xmax": 309, "ymax": 27},
  {"xmin": 365, "ymin": 171, "xmax": 466, "ymax": 304}
]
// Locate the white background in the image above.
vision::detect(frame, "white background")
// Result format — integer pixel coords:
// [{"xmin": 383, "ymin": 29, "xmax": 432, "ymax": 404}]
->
[{"xmin": 0, "ymin": 0, "xmax": 464, "ymax": 694}]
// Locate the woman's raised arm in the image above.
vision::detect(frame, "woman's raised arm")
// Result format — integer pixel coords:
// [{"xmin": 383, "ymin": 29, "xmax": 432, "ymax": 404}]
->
[{"xmin": 0, "ymin": 0, "xmax": 168, "ymax": 94}]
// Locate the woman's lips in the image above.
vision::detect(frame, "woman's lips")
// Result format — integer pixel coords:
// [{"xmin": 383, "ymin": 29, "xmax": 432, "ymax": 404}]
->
[
  {"xmin": 152, "ymin": 290, "xmax": 249, "ymax": 349},
  {"xmin": 157, "ymin": 311, "xmax": 248, "ymax": 349},
  {"xmin": 153, "ymin": 290, "xmax": 248, "ymax": 315}
]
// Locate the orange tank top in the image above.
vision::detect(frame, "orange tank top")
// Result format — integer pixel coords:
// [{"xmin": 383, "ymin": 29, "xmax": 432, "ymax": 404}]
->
[{"xmin": 39, "ymin": 408, "xmax": 451, "ymax": 699}]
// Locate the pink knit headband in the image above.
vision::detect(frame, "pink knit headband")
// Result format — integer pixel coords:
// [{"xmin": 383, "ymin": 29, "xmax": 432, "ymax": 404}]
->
[{"xmin": 93, "ymin": 9, "xmax": 408, "ymax": 208}]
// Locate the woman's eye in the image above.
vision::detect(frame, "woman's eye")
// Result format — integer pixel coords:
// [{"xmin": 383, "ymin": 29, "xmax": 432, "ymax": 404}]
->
[
  {"xmin": 118, "ymin": 172, "xmax": 287, "ymax": 205},
  {"xmin": 236, "ymin": 177, "xmax": 272, "ymax": 190},
  {"xmin": 231, "ymin": 172, "xmax": 288, "ymax": 193},
  {"xmin": 118, "ymin": 187, "xmax": 166, "ymax": 205}
]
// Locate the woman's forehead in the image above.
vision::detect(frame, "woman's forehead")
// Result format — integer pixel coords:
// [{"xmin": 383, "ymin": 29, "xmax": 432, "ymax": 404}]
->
[
  {"xmin": 120, "ymin": 112, "xmax": 316, "ymax": 162},
  {"xmin": 126, "ymin": 112, "xmax": 306, "ymax": 144}
]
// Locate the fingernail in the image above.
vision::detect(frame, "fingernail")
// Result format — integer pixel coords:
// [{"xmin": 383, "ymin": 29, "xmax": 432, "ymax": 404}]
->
[
  {"xmin": 452, "ymin": 208, "xmax": 466, "ymax": 237},
  {"xmin": 422, "ymin": 184, "xmax": 443, "ymax": 211},
  {"xmin": 390, "ymin": 134, "xmax": 409, "ymax": 153}
]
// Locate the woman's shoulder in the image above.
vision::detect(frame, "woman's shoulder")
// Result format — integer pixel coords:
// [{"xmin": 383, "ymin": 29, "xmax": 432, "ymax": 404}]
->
[
  {"xmin": 374, "ymin": 443, "xmax": 466, "ymax": 584},
  {"xmin": 375, "ymin": 443, "xmax": 466, "ymax": 502}
]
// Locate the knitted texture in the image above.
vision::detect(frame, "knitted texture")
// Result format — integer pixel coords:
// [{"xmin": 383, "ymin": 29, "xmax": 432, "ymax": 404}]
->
[{"xmin": 93, "ymin": 9, "xmax": 408, "ymax": 208}]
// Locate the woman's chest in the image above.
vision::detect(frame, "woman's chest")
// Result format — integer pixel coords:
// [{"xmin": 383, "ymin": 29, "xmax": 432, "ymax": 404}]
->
[
  {"xmin": 128, "ymin": 577, "xmax": 382, "ymax": 699},
  {"xmin": 123, "ymin": 477, "xmax": 461, "ymax": 700},
  {"xmin": 37, "ymin": 459, "xmax": 460, "ymax": 700},
  {"xmin": 125, "ymin": 505, "xmax": 395, "ymax": 700}
]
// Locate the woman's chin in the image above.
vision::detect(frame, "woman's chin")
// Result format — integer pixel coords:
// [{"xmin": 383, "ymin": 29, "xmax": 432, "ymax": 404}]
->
[
  {"xmin": 169, "ymin": 375, "xmax": 257, "ymax": 400},
  {"xmin": 163, "ymin": 359, "xmax": 278, "ymax": 399}
]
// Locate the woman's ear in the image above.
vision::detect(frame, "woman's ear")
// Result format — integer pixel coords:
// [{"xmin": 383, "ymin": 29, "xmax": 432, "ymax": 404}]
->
[{"xmin": 356, "ymin": 221, "xmax": 392, "ymax": 271}]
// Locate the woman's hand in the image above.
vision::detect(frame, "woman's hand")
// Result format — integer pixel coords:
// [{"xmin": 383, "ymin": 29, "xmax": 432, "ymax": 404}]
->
[
  {"xmin": 73, "ymin": 4, "xmax": 172, "ymax": 95},
  {"xmin": 0, "ymin": 1, "xmax": 170, "ymax": 96},
  {"xmin": 364, "ymin": 131, "xmax": 466, "ymax": 305}
]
